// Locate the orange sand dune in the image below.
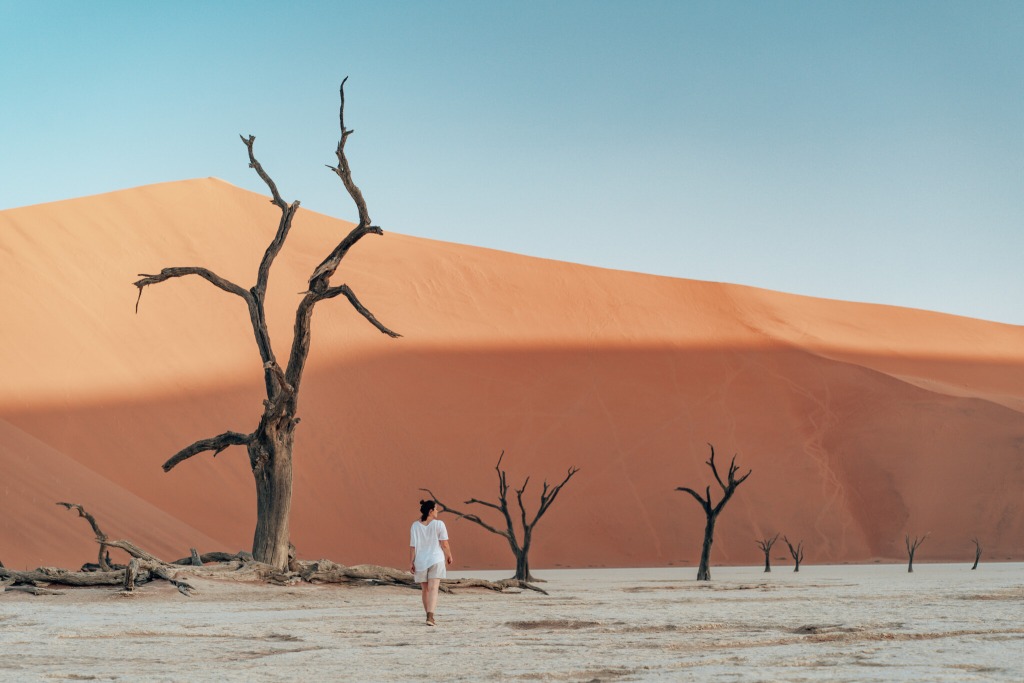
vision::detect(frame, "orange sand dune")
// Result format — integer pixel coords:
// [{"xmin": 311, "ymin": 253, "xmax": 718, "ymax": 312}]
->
[{"xmin": 1, "ymin": 179, "xmax": 1022, "ymax": 571}]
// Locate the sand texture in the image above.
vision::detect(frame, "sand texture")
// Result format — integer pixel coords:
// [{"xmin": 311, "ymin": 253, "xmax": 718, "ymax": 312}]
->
[
  {"xmin": 0, "ymin": 564, "xmax": 1021, "ymax": 681},
  {"xmin": 1, "ymin": 179, "xmax": 1023, "ymax": 571}
]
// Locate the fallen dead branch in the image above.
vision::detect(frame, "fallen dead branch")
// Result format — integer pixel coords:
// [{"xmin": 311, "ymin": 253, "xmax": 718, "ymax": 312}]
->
[{"xmin": 2, "ymin": 502, "xmax": 545, "ymax": 598}]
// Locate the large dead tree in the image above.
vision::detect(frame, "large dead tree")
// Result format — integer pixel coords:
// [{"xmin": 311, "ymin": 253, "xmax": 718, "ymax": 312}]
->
[
  {"xmin": 970, "ymin": 537, "xmax": 982, "ymax": 570},
  {"xmin": 134, "ymin": 79, "xmax": 399, "ymax": 570},
  {"xmin": 675, "ymin": 444, "xmax": 752, "ymax": 581},
  {"xmin": 755, "ymin": 533, "xmax": 779, "ymax": 573},
  {"xmin": 905, "ymin": 533, "xmax": 928, "ymax": 573},
  {"xmin": 421, "ymin": 451, "xmax": 579, "ymax": 583}
]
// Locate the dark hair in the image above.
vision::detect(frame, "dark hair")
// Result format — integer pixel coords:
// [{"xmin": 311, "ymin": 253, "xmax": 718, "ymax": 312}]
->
[{"xmin": 419, "ymin": 499, "xmax": 436, "ymax": 522}]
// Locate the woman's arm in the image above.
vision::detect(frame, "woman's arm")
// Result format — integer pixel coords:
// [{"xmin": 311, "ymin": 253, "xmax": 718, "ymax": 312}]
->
[
  {"xmin": 440, "ymin": 539, "xmax": 453, "ymax": 565},
  {"xmin": 409, "ymin": 546, "xmax": 416, "ymax": 573}
]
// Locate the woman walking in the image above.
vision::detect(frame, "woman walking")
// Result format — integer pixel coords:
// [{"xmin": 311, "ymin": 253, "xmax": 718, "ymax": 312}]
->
[{"xmin": 409, "ymin": 499, "xmax": 453, "ymax": 626}]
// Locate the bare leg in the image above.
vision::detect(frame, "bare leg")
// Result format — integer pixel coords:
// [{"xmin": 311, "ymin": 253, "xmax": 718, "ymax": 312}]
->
[
  {"xmin": 426, "ymin": 578, "xmax": 441, "ymax": 617},
  {"xmin": 420, "ymin": 582, "xmax": 429, "ymax": 614}
]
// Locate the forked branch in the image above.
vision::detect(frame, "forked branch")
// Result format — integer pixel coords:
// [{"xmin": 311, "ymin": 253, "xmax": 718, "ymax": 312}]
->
[
  {"xmin": 320, "ymin": 284, "xmax": 401, "ymax": 337},
  {"xmin": 676, "ymin": 444, "xmax": 751, "ymax": 515}
]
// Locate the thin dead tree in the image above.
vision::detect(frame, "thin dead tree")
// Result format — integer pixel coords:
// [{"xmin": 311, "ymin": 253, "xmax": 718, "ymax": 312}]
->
[
  {"xmin": 783, "ymin": 535, "xmax": 804, "ymax": 572},
  {"xmin": 755, "ymin": 533, "xmax": 780, "ymax": 573},
  {"xmin": 905, "ymin": 533, "xmax": 928, "ymax": 573},
  {"xmin": 134, "ymin": 79, "xmax": 399, "ymax": 570},
  {"xmin": 675, "ymin": 443, "xmax": 752, "ymax": 581},
  {"xmin": 970, "ymin": 537, "xmax": 982, "ymax": 570},
  {"xmin": 421, "ymin": 451, "xmax": 579, "ymax": 583}
]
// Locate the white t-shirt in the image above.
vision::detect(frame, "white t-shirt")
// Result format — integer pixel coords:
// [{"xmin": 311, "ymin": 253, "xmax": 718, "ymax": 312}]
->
[{"xmin": 410, "ymin": 519, "xmax": 449, "ymax": 572}]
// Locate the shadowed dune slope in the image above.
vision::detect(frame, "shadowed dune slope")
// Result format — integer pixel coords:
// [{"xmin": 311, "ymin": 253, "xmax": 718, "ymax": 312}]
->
[{"xmin": 1, "ymin": 179, "xmax": 1022, "ymax": 570}]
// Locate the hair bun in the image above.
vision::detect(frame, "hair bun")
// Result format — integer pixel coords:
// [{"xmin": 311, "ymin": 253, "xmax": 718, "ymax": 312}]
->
[{"xmin": 419, "ymin": 499, "xmax": 428, "ymax": 505}]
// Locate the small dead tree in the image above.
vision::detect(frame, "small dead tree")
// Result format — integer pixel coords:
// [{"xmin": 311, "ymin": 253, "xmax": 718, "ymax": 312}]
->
[
  {"xmin": 134, "ymin": 79, "xmax": 399, "ymax": 570},
  {"xmin": 783, "ymin": 535, "xmax": 804, "ymax": 572},
  {"xmin": 755, "ymin": 533, "xmax": 779, "ymax": 573},
  {"xmin": 675, "ymin": 443, "xmax": 752, "ymax": 581},
  {"xmin": 421, "ymin": 451, "xmax": 579, "ymax": 583},
  {"xmin": 970, "ymin": 537, "xmax": 982, "ymax": 570},
  {"xmin": 905, "ymin": 533, "xmax": 928, "ymax": 573}
]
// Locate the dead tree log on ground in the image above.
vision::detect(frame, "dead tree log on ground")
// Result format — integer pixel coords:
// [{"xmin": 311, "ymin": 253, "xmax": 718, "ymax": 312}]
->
[
  {"xmin": 675, "ymin": 444, "xmax": 752, "ymax": 581},
  {"xmin": 1, "ymin": 577, "xmax": 65, "ymax": 596},
  {"xmin": 971, "ymin": 538, "xmax": 982, "ymax": 570},
  {"xmin": 10, "ymin": 502, "xmax": 532, "ymax": 597},
  {"xmin": 133, "ymin": 78, "xmax": 400, "ymax": 570},
  {"xmin": 783, "ymin": 536, "xmax": 804, "ymax": 572},
  {"xmin": 905, "ymin": 534, "xmax": 928, "ymax": 573},
  {"xmin": 170, "ymin": 551, "xmax": 254, "ymax": 566},
  {"xmin": 296, "ymin": 559, "xmax": 546, "ymax": 594},
  {"xmin": 755, "ymin": 533, "xmax": 780, "ymax": 572},
  {"xmin": 421, "ymin": 451, "xmax": 579, "ymax": 584}
]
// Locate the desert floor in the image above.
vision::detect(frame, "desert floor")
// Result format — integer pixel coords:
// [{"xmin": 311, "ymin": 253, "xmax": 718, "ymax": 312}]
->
[{"xmin": 1, "ymin": 563, "xmax": 1021, "ymax": 682}]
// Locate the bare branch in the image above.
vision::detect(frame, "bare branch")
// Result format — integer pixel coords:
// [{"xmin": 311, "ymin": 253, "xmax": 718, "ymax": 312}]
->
[
  {"xmin": 319, "ymin": 284, "xmax": 401, "ymax": 337},
  {"xmin": 327, "ymin": 77, "xmax": 371, "ymax": 228},
  {"xmin": 419, "ymin": 488, "xmax": 511, "ymax": 540},
  {"xmin": 515, "ymin": 478, "xmax": 530, "ymax": 539},
  {"xmin": 464, "ymin": 497, "xmax": 504, "ymax": 513},
  {"xmin": 162, "ymin": 431, "xmax": 252, "ymax": 472},
  {"xmin": 905, "ymin": 533, "xmax": 929, "ymax": 553},
  {"xmin": 307, "ymin": 224, "xmax": 383, "ymax": 287},
  {"xmin": 675, "ymin": 486, "xmax": 712, "ymax": 514},
  {"xmin": 240, "ymin": 134, "xmax": 287, "ymax": 210},
  {"xmin": 705, "ymin": 443, "xmax": 728, "ymax": 491},
  {"xmin": 755, "ymin": 533, "xmax": 780, "ymax": 552},
  {"xmin": 134, "ymin": 267, "xmax": 251, "ymax": 313},
  {"xmin": 239, "ymin": 135, "xmax": 302, "ymax": 300},
  {"xmin": 57, "ymin": 502, "xmax": 108, "ymax": 542},
  {"xmin": 532, "ymin": 466, "xmax": 580, "ymax": 527}
]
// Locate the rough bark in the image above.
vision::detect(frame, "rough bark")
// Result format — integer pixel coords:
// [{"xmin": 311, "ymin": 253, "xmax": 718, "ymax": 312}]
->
[
  {"xmin": 755, "ymin": 533, "xmax": 780, "ymax": 573},
  {"xmin": 133, "ymin": 79, "xmax": 399, "ymax": 569},
  {"xmin": 971, "ymin": 538, "xmax": 982, "ymax": 570},
  {"xmin": 675, "ymin": 444, "xmax": 752, "ymax": 581},
  {"xmin": 783, "ymin": 536, "xmax": 804, "ymax": 572},
  {"xmin": 906, "ymin": 534, "xmax": 928, "ymax": 573},
  {"xmin": 422, "ymin": 451, "xmax": 579, "ymax": 583}
]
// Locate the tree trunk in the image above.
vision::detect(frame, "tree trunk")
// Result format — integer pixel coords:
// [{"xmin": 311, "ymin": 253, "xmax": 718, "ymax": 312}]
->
[
  {"xmin": 514, "ymin": 550, "xmax": 535, "ymax": 583},
  {"xmin": 697, "ymin": 515, "xmax": 716, "ymax": 581},
  {"xmin": 249, "ymin": 425, "xmax": 295, "ymax": 569},
  {"xmin": 763, "ymin": 554, "xmax": 771, "ymax": 572}
]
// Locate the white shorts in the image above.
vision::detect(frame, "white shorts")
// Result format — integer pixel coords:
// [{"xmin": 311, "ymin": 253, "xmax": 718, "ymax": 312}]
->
[{"xmin": 415, "ymin": 561, "xmax": 447, "ymax": 583}]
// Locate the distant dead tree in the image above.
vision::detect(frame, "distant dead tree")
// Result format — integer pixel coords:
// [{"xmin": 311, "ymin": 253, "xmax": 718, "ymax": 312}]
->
[
  {"xmin": 783, "ymin": 535, "xmax": 804, "ymax": 572},
  {"xmin": 675, "ymin": 444, "xmax": 752, "ymax": 581},
  {"xmin": 905, "ymin": 534, "xmax": 928, "ymax": 573},
  {"xmin": 755, "ymin": 533, "xmax": 780, "ymax": 572},
  {"xmin": 970, "ymin": 538, "xmax": 982, "ymax": 570},
  {"xmin": 134, "ymin": 79, "xmax": 399, "ymax": 570},
  {"xmin": 421, "ymin": 451, "xmax": 579, "ymax": 583}
]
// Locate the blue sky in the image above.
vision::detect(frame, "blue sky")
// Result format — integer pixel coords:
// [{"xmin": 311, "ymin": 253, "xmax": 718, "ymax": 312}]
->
[{"xmin": 2, "ymin": 1, "xmax": 1021, "ymax": 324}]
